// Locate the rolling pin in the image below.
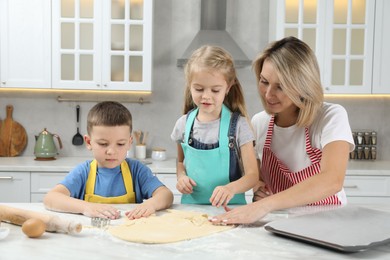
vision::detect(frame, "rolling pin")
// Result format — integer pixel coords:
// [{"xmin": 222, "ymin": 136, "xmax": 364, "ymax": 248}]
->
[{"xmin": 0, "ymin": 205, "xmax": 82, "ymax": 234}]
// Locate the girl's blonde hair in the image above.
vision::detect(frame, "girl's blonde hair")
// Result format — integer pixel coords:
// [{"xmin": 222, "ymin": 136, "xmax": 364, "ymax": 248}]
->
[
  {"xmin": 253, "ymin": 36, "xmax": 324, "ymax": 127},
  {"xmin": 183, "ymin": 45, "xmax": 248, "ymax": 118}
]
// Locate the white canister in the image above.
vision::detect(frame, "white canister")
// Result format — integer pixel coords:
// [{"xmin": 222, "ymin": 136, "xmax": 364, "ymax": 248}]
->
[
  {"xmin": 151, "ymin": 148, "xmax": 167, "ymax": 161},
  {"xmin": 135, "ymin": 144, "xmax": 146, "ymax": 159}
]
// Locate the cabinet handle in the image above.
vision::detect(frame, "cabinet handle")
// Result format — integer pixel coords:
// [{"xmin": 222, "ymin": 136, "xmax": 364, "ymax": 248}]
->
[
  {"xmin": 343, "ymin": 185, "xmax": 358, "ymax": 189},
  {"xmin": 0, "ymin": 176, "xmax": 13, "ymax": 180},
  {"xmin": 1, "ymin": 81, "xmax": 6, "ymax": 85}
]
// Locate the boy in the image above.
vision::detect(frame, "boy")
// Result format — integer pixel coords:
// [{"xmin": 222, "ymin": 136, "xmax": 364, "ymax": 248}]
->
[{"xmin": 44, "ymin": 101, "xmax": 173, "ymax": 220}]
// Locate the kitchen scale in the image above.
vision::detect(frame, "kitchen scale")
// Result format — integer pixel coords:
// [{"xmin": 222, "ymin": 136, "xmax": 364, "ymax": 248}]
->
[{"xmin": 264, "ymin": 205, "xmax": 390, "ymax": 252}]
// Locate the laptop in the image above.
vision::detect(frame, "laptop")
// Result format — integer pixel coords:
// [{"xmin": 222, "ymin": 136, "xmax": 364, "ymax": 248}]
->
[{"xmin": 264, "ymin": 205, "xmax": 390, "ymax": 252}]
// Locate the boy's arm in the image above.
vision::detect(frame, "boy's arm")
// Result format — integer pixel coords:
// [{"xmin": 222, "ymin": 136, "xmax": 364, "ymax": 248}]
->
[{"xmin": 43, "ymin": 184, "xmax": 120, "ymax": 219}]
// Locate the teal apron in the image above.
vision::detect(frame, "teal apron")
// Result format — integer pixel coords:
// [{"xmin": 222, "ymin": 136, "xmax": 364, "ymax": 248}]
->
[{"xmin": 181, "ymin": 104, "xmax": 246, "ymax": 204}]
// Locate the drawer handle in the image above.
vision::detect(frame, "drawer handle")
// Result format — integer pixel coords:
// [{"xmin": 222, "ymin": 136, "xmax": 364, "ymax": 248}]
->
[
  {"xmin": 343, "ymin": 185, "xmax": 358, "ymax": 189},
  {"xmin": 0, "ymin": 176, "xmax": 14, "ymax": 180}
]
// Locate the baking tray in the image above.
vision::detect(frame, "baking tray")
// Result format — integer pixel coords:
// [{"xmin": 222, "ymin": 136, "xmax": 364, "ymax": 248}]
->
[{"xmin": 264, "ymin": 205, "xmax": 390, "ymax": 252}]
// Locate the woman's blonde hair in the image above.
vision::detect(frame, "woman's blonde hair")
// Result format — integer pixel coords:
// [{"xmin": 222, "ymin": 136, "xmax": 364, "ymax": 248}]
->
[
  {"xmin": 183, "ymin": 45, "xmax": 248, "ymax": 118},
  {"xmin": 253, "ymin": 36, "xmax": 324, "ymax": 127}
]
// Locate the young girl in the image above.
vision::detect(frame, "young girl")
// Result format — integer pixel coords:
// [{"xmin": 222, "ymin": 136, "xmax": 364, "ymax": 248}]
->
[{"xmin": 171, "ymin": 45, "xmax": 258, "ymax": 207}]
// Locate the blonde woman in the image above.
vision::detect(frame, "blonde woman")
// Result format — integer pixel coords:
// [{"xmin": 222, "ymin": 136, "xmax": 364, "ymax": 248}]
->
[
  {"xmin": 171, "ymin": 45, "xmax": 258, "ymax": 207},
  {"xmin": 211, "ymin": 37, "xmax": 355, "ymax": 224}
]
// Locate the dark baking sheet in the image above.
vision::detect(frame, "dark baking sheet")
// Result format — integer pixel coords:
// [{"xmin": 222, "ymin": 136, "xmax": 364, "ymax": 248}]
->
[{"xmin": 264, "ymin": 205, "xmax": 390, "ymax": 252}]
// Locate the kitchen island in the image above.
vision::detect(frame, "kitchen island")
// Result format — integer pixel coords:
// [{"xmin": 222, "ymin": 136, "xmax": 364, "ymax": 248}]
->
[{"xmin": 1, "ymin": 203, "xmax": 390, "ymax": 260}]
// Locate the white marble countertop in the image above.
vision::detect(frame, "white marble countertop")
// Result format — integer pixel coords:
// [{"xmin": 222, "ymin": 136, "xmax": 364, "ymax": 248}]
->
[
  {"xmin": 0, "ymin": 157, "xmax": 176, "ymax": 174},
  {"xmin": 1, "ymin": 203, "xmax": 390, "ymax": 260},
  {"xmin": 0, "ymin": 157, "xmax": 389, "ymax": 176}
]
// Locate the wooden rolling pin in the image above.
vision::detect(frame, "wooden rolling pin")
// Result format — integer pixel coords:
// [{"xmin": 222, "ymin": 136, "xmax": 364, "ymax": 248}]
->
[{"xmin": 0, "ymin": 205, "xmax": 82, "ymax": 234}]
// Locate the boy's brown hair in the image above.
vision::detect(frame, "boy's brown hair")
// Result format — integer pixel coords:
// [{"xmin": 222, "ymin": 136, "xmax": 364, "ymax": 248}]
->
[{"xmin": 87, "ymin": 101, "xmax": 132, "ymax": 135}]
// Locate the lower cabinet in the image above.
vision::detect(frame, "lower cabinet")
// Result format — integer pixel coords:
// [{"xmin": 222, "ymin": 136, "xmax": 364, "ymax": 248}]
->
[
  {"xmin": 344, "ymin": 174, "xmax": 390, "ymax": 204},
  {"xmin": 30, "ymin": 172, "xmax": 68, "ymax": 202},
  {"xmin": 0, "ymin": 172, "xmax": 30, "ymax": 202}
]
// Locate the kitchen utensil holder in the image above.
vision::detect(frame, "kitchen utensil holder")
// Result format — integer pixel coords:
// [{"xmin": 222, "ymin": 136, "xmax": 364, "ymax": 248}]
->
[{"xmin": 350, "ymin": 130, "xmax": 377, "ymax": 160}]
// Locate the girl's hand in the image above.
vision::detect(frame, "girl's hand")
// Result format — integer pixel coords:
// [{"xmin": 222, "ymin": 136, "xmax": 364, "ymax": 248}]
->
[
  {"xmin": 125, "ymin": 203, "xmax": 155, "ymax": 220},
  {"xmin": 253, "ymin": 185, "xmax": 272, "ymax": 202},
  {"xmin": 83, "ymin": 204, "xmax": 120, "ymax": 220},
  {"xmin": 176, "ymin": 175, "xmax": 197, "ymax": 194},
  {"xmin": 210, "ymin": 185, "xmax": 234, "ymax": 207}
]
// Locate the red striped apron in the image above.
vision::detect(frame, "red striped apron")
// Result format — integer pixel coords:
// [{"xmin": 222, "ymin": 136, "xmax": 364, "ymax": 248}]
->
[{"xmin": 261, "ymin": 115, "xmax": 341, "ymax": 205}]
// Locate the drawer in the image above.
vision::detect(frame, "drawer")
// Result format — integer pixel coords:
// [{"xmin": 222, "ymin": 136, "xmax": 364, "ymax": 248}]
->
[
  {"xmin": 344, "ymin": 175, "xmax": 390, "ymax": 197},
  {"xmin": 0, "ymin": 171, "xmax": 30, "ymax": 202},
  {"xmin": 31, "ymin": 172, "xmax": 68, "ymax": 193}
]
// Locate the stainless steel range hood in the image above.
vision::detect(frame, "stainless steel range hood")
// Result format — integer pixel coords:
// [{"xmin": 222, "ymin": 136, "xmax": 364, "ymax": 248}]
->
[{"xmin": 177, "ymin": 0, "xmax": 251, "ymax": 68}]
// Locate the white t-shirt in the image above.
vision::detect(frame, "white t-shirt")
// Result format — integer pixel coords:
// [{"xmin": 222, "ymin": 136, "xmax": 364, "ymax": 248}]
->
[{"xmin": 251, "ymin": 102, "xmax": 355, "ymax": 173}]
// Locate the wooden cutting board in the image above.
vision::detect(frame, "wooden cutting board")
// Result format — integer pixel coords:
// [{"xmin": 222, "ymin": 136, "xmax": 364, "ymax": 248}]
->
[{"xmin": 0, "ymin": 105, "xmax": 28, "ymax": 156}]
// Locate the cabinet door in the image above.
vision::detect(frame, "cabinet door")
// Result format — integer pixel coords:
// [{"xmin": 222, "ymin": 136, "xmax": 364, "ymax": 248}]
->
[
  {"xmin": 270, "ymin": 0, "xmax": 375, "ymax": 94},
  {"xmin": 30, "ymin": 172, "xmax": 68, "ymax": 202},
  {"xmin": 52, "ymin": 0, "xmax": 152, "ymax": 91},
  {"xmin": 372, "ymin": 0, "xmax": 390, "ymax": 94},
  {"xmin": 0, "ymin": 0, "xmax": 51, "ymax": 88},
  {"xmin": 52, "ymin": 0, "xmax": 102, "ymax": 89},
  {"xmin": 156, "ymin": 174, "xmax": 181, "ymax": 204},
  {"xmin": 101, "ymin": 0, "xmax": 152, "ymax": 91},
  {"xmin": 0, "ymin": 172, "xmax": 30, "ymax": 202}
]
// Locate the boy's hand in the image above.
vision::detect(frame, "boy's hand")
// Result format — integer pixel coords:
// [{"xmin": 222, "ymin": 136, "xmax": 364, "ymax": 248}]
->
[
  {"xmin": 83, "ymin": 204, "xmax": 121, "ymax": 219},
  {"xmin": 210, "ymin": 185, "xmax": 234, "ymax": 207},
  {"xmin": 176, "ymin": 175, "xmax": 197, "ymax": 194},
  {"xmin": 125, "ymin": 203, "xmax": 155, "ymax": 220}
]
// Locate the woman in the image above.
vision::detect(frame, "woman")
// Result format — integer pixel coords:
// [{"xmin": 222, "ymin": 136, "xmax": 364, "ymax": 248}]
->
[{"xmin": 210, "ymin": 37, "xmax": 355, "ymax": 224}]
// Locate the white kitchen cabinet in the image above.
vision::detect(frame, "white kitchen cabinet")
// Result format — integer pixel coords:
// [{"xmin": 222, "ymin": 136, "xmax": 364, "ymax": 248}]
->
[
  {"xmin": 52, "ymin": 0, "xmax": 152, "ymax": 92},
  {"xmin": 156, "ymin": 173, "xmax": 181, "ymax": 204},
  {"xmin": 344, "ymin": 172, "xmax": 390, "ymax": 204},
  {"xmin": 0, "ymin": 172, "xmax": 30, "ymax": 202},
  {"xmin": 269, "ymin": 0, "xmax": 375, "ymax": 94},
  {"xmin": 0, "ymin": 0, "xmax": 51, "ymax": 89},
  {"xmin": 30, "ymin": 172, "xmax": 68, "ymax": 202},
  {"xmin": 372, "ymin": 0, "xmax": 390, "ymax": 94}
]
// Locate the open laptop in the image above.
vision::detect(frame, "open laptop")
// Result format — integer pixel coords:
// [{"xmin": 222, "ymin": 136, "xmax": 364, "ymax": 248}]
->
[{"xmin": 264, "ymin": 205, "xmax": 390, "ymax": 252}]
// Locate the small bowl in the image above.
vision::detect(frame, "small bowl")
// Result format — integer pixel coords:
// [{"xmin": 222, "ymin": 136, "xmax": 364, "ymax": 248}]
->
[{"xmin": 151, "ymin": 148, "xmax": 167, "ymax": 161}]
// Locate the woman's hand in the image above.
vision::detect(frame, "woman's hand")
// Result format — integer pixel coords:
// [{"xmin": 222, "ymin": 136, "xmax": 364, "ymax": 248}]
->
[
  {"xmin": 209, "ymin": 201, "xmax": 270, "ymax": 225},
  {"xmin": 253, "ymin": 184, "xmax": 272, "ymax": 202},
  {"xmin": 210, "ymin": 185, "xmax": 234, "ymax": 207},
  {"xmin": 176, "ymin": 175, "xmax": 197, "ymax": 194}
]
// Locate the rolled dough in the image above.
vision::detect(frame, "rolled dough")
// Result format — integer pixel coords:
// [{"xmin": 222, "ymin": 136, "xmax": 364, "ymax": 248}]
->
[{"xmin": 108, "ymin": 209, "xmax": 234, "ymax": 244}]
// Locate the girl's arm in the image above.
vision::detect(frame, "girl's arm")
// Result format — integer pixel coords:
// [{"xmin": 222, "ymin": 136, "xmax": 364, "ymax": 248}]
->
[
  {"xmin": 211, "ymin": 140, "xmax": 350, "ymax": 223},
  {"xmin": 210, "ymin": 141, "xmax": 259, "ymax": 207},
  {"xmin": 175, "ymin": 143, "xmax": 197, "ymax": 193}
]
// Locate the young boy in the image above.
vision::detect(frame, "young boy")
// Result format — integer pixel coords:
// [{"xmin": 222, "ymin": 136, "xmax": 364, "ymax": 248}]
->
[{"xmin": 44, "ymin": 101, "xmax": 173, "ymax": 220}]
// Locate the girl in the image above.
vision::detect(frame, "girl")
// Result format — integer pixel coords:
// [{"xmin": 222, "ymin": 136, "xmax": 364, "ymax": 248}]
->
[
  {"xmin": 211, "ymin": 37, "xmax": 355, "ymax": 224},
  {"xmin": 171, "ymin": 45, "xmax": 258, "ymax": 207}
]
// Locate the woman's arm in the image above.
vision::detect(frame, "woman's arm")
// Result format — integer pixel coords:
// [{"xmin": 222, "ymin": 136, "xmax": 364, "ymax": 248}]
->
[{"xmin": 211, "ymin": 140, "xmax": 350, "ymax": 223}]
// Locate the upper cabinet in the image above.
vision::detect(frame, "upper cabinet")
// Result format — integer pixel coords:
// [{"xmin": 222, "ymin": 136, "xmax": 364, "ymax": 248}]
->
[
  {"xmin": 0, "ymin": 0, "xmax": 51, "ymax": 89},
  {"xmin": 52, "ymin": 0, "xmax": 153, "ymax": 91},
  {"xmin": 372, "ymin": 0, "xmax": 390, "ymax": 94},
  {"xmin": 269, "ymin": 0, "xmax": 389, "ymax": 94}
]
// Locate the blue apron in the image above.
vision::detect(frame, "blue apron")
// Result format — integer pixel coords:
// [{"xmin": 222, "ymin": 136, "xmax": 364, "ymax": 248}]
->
[{"xmin": 181, "ymin": 104, "xmax": 246, "ymax": 204}]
